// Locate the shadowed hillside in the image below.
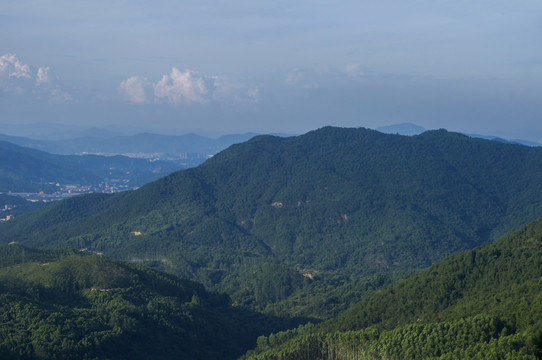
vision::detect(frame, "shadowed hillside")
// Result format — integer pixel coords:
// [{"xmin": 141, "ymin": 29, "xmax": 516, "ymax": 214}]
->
[
  {"xmin": 245, "ymin": 215, "xmax": 542, "ymax": 359},
  {"xmin": 0, "ymin": 245, "xmax": 298, "ymax": 360}
]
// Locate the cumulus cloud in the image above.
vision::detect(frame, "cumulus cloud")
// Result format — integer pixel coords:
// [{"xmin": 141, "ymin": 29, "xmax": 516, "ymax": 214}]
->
[
  {"xmin": 118, "ymin": 76, "xmax": 149, "ymax": 104},
  {"xmin": 119, "ymin": 67, "xmax": 260, "ymax": 105},
  {"xmin": 0, "ymin": 54, "xmax": 31, "ymax": 79},
  {"xmin": 36, "ymin": 67, "xmax": 50, "ymax": 86},
  {"xmin": 0, "ymin": 54, "xmax": 33, "ymax": 95},
  {"xmin": 0, "ymin": 54, "xmax": 70, "ymax": 102},
  {"xmin": 153, "ymin": 68, "xmax": 207, "ymax": 104}
]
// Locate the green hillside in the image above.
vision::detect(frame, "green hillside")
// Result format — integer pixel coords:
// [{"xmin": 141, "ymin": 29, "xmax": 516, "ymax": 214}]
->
[
  {"xmin": 246, "ymin": 215, "xmax": 542, "ymax": 359},
  {"xmin": 2, "ymin": 127, "xmax": 542, "ymax": 317},
  {"xmin": 0, "ymin": 245, "xmax": 297, "ymax": 360}
]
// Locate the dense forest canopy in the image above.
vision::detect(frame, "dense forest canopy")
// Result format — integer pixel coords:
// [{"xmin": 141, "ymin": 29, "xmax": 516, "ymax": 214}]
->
[
  {"xmin": 0, "ymin": 245, "xmax": 299, "ymax": 360},
  {"xmin": 245, "ymin": 215, "xmax": 542, "ymax": 359},
  {"xmin": 2, "ymin": 126, "xmax": 542, "ymax": 318}
]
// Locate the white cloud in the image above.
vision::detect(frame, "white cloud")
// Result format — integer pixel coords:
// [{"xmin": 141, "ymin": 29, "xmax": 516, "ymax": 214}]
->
[
  {"xmin": 153, "ymin": 67, "xmax": 207, "ymax": 104},
  {"xmin": 0, "ymin": 54, "xmax": 31, "ymax": 79},
  {"xmin": 36, "ymin": 67, "xmax": 50, "ymax": 86},
  {"xmin": 0, "ymin": 54, "xmax": 70, "ymax": 102},
  {"xmin": 119, "ymin": 67, "xmax": 260, "ymax": 105},
  {"xmin": 34, "ymin": 66, "xmax": 70, "ymax": 102},
  {"xmin": 0, "ymin": 54, "xmax": 32, "ymax": 95},
  {"xmin": 118, "ymin": 76, "xmax": 149, "ymax": 104}
]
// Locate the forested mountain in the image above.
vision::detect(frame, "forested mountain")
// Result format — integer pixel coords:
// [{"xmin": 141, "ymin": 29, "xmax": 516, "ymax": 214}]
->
[
  {"xmin": 2, "ymin": 126, "xmax": 542, "ymax": 317},
  {"xmin": 0, "ymin": 132, "xmax": 258, "ymax": 159},
  {"xmin": 0, "ymin": 140, "xmax": 186, "ymax": 192},
  {"xmin": 0, "ymin": 245, "xmax": 297, "ymax": 360},
  {"xmin": 244, "ymin": 215, "xmax": 542, "ymax": 359}
]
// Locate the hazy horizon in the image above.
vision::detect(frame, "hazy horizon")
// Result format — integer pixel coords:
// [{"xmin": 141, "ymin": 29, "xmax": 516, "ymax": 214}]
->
[{"xmin": 2, "ymin": 1, "xmax": 542, "ymax": 141}]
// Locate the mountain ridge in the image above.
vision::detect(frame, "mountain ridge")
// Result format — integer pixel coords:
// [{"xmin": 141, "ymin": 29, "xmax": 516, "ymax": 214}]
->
[
  {"xmin": 0, "ymin": 131, "xmax": 260, "ymax": 159},
  {"xmin": 3, "ymin": 126, "xmax": 542, "ymax": 316}
]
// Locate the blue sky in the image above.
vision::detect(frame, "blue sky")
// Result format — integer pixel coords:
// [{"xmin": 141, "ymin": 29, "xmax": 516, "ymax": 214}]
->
[{"xmin": 1, "ymin": 0, "xmax": 542, "ymax": 140}]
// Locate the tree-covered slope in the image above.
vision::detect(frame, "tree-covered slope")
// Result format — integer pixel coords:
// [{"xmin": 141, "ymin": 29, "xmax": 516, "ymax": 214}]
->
[
  {"xmin": 246, "ymin": 215, "xmax": 542, "ymax": 359},
  {"xmin": 2, "ymin": 126, "xmax": 542, "ymax": 315},
  {"xmin": 0, "ymin": 245, "xmax": 297, "ymax": 360}
]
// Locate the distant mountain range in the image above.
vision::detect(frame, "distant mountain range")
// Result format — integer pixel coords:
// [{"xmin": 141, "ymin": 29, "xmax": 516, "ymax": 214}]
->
[
  {"xmin": 0, "ymin": 132, "xmax": 260, "ymax": 159},
  {"xmin": 0, "ymin": 122, "xmax": 124, "ymax": 140},
  {"xmin": 466, "ymin": 133, "xmax": 542, "ymax": 147},
  {"xmin": 3, "ymin": 126, "xmax": 542, "ymax": 318},
  {"xmin": 0, "ymin": 140, "xmax": 187, "ymax": 193},
  {"xmin": 1, "ymin": 122, "xmax": 539, "ymax": 161},
  {"xmin": 376, "ymin": 122, "xmax": 542, "ymax": 147}
]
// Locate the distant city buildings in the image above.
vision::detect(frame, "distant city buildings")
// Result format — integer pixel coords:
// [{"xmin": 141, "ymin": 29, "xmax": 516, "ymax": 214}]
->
[
  {"xmin": 0, "ymin": 178, "xmax": 137, "ymax": 218},
  {"xmin": 178, "ymin": 152, "xmax": 213, "ymax": 160},
  {"xmin": 0, "ymin": 204, "xmax": 16, "ymax": 221}
]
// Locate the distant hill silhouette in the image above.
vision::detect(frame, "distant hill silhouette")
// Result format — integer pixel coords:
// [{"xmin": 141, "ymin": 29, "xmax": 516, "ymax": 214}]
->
[
  {"xmin": 375, "ymin": 122, "xmax": 541, "ymax": 147},
  {"xmin": 0, "ymin": 131, "xmax": 259, "ymax": 159},
  {"xmin": 0, "ymin": 140, "xmax": 186, "ymax": 193}
]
